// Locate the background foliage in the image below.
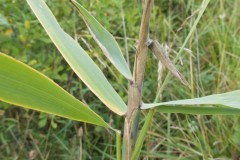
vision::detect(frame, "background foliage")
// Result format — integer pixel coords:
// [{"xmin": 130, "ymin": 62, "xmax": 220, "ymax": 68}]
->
[{"xmin": 0, "ymin": 0, "xmax": 240, "ymax": 159}]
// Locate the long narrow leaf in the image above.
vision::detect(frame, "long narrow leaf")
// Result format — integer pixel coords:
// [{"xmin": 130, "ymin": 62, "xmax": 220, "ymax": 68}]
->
[
  {"xmin": 142, "ymin": 90, "xmax": 240, "ymax": 109},
  {"xmin": 131, "ymin": 110, "xmax": 155, "ymax": 160},
  {"xmin": 0, "ymin": 53, "xmax": 110, "ymax": 128},
  {"xmin": 70, "ymin": 0, "xmax": 133, "ymax": 80},
  {"xmin": 27, "ymin": 0, "xmax": 127, "ymax": 115},
  {"xmin": 130, "ymin": 107, "xmax": 239, "ymax": 159},
  {"xmin": 155, "ymin": 106, "xmax": 240, "ymax": 115}
]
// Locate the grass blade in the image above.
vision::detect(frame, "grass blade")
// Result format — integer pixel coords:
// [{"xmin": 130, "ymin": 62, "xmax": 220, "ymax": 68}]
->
[
  {"xmin": 131, "ymin": 110, "xmax": 155, "ymax": 160},
  {"xmin": 142, "ymin": 90, "xmax": 240, "ymax": 109},
  {"xmin": 70, "ymin": 0, "xmax": 133, "ymax": 80},
  {"xmin": 0, "ymin": 53, "xmax": 111, "ymax": 128},
  {"xmin": 26, "ymin": 0, "xmax": 127, "ymax": 115},
  {"xmin": 176, "ymin": 0, "xmax": 210, "ymax": 60},
  {"xmin": 155, "ymin": 106, "xmax": 240, "ymax": 115}
]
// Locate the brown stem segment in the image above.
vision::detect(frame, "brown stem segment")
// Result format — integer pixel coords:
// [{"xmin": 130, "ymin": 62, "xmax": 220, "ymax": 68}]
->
[{"xmin": 122, "ymin": 0, "xmax": 154, "ymax": 159}]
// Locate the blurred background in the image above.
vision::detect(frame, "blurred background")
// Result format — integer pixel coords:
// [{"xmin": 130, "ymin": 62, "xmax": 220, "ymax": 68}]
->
[{"xmin": 0, "ymin": 0, "xmax": 240, "ymax": 159}]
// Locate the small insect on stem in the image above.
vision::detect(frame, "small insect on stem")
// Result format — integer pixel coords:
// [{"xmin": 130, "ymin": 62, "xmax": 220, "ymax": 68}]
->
[{"xmin": 148, "ymin": 40, "xmax": 190, "ymax": 87}]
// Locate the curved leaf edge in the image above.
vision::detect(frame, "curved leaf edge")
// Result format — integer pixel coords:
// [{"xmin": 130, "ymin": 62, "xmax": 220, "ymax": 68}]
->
[
  {"xmin": 142, "ymin": 90, "xmax": 240, "ymax": 110},
  {"xmin": 0, "ymin": 52, "xmax": 112, "ymax": 129},
  {"xmin": 70, "ymin": 0, "xmax": 133, "ymax": 80}
]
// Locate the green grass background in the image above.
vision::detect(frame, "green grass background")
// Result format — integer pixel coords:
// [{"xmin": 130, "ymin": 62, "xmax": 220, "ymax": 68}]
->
[{"xmin": 0, "ymin": 0, "xmax": 240, "ymax": 159}]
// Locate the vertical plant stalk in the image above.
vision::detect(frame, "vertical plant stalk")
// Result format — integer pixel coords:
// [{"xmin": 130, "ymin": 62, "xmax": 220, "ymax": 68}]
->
[
  {"xmin": 122, "ymin": 0, "xmax": 154, "ymax": 159},
  {"xmin": 116, "ymin": 130, "xmax": 122, "ymax": 160}
]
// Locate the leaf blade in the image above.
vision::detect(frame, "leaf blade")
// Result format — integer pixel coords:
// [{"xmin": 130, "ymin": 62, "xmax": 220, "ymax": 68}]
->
[
  {"xmin": 142, "ymin": 90, "xmax": 240, "ymax": 109},
  {"xmin": 26, "ymin": 0, "xmax": 127, "ymax": 115},
  {"xmin": 155, "ymin": 106, "xmax": 240, "ymax": 115},
  {"xmin": 70, "ymin": 0, "xmax": 133, "ymax": 80},
  {"xmin": 0, "ymin": 53, "xmax": 110, "ymax": 128}
]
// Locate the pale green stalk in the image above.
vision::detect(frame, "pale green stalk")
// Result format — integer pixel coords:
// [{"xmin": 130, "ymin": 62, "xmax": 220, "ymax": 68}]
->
[{"xmin": 116, "ymin": 130, "xmax": 122, "ymax": 160}]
